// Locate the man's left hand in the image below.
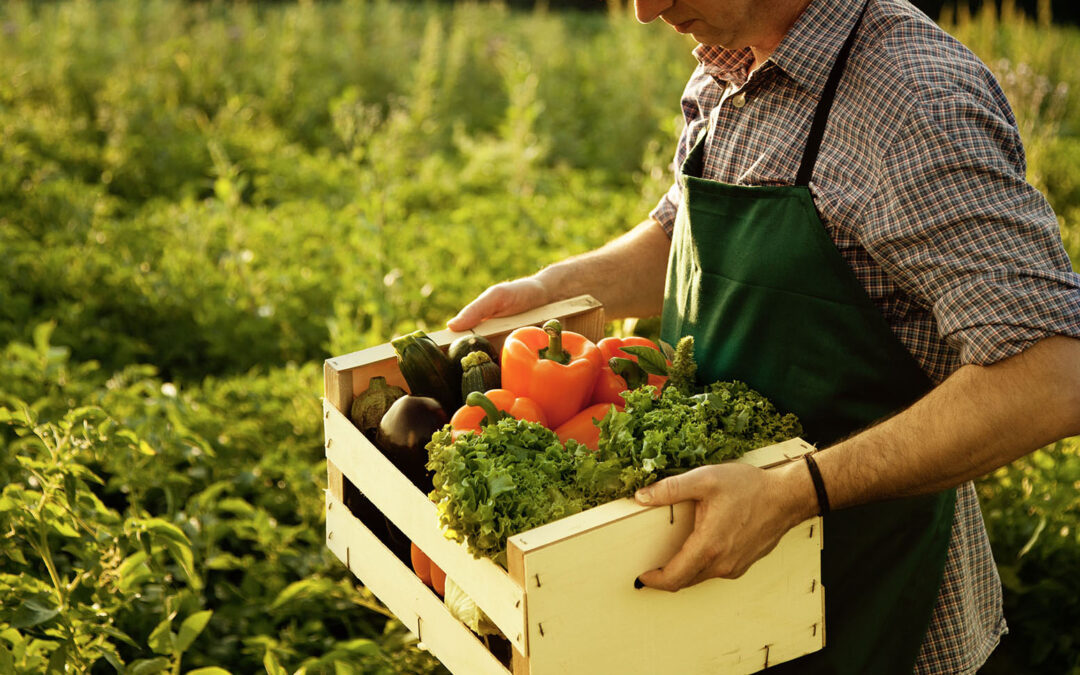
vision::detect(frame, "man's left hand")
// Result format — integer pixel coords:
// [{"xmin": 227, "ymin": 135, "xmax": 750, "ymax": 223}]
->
[{"xmin": 634, "ymin": 462, "xmax": 815, "ymax": 591}]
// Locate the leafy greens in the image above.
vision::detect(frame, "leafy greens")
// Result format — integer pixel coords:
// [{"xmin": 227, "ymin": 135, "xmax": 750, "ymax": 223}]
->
[{"xmin": 426, "ymin": 381, "xmax": 802, "ymax": 563}]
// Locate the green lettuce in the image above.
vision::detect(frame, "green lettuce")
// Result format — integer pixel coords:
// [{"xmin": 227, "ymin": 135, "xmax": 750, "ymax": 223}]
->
[{"xmin": 426, "ymin": 381, "xmax": 802, "ymax": 563}]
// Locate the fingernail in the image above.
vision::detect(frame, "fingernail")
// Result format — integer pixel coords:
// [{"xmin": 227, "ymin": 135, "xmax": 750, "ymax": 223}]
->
[
  {"xmin": 634, "ymin": 577, "xmax": 644, "ymax": 589},
  {"xmin": 635, "ymin": 489, "xmax": 651, "ymax": 504}
]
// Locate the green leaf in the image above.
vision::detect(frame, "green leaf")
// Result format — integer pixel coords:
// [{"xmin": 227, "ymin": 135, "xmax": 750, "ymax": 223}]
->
[
  {"xmin": 99, "ymin": 644, "xmax": 124, "ymax": 672},
  {"xmin": 11, "ymin": 599, "xmax": 59, "ymax": 628},
  {"xmin": 128, "ymin": 657, "xmax": 171, "ymax": 675},
  {"xmin": 32, "ymin": 321, "xmax": 56, "ymax": 356},
  {"xmin": 63, "ymin": 474, "xmax": 79, "ymax": 510},
  {"xmin": 131, "ymin": 518, "xmax": 191, "ymax": 547},
  {"xmin": 117, "ymin": 550, "xmax": 150, "ymax": 580},
  {"xmin": 269, "ymin": 578, "xmax": 335, "ymax": 610},
  {"xmin": 0, "ymin": 641, "xmax": 15, "ymax": 674},
  {"xmin": 619, "ymin": 346, "xmax": 669, "ymax": 376},
  {"xmin": 264, "ymin": 652, "xmax": 288, "ymax": 675},
  {"xmin": 658, "ymin": 340, "xmax": 677, "ymax": 363},
  {"xmin": 186, "ymin": 668, "xmax": 231, "ymax": 675},
  {"xmin": 176, "ymin": 610, "xmax": 213, "ymax": 652},
  {"xmin": 4, "ymin": 546, "xmax": 27, "ymax": 566},
  {"xmin": 46, "ymin": 639, "xmax": 68, "ymax": 674},
  {"xmin": 334, "ymin": 662, "xmax": 359, "ymax": 675},
  {"xmin": 148, "ymin": 618, "xmax": 175, "ymax": 655},
  {"xmin": 164, "ymin": 540, "xmax": 202, "ymax": 591},
  {"xmin": 100, "ymin": 625, "xmax": 140, "ymax": 648}
]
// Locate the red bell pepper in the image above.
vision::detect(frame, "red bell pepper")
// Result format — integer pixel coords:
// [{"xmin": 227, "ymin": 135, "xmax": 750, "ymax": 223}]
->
[
  {"xmin": 449, "ymin": 389, "xmax": 547, "ymax": 441},
  {"xmin": 590, "ymin": 337, "xmax": 669, "ymax": 406},
  {"xmin": 501, "ymin": 319, "xmax": 603, "ymax": 428},
  {"xmin": 555, "ymin": 402, "xmax": 623, "ymax": 451}
]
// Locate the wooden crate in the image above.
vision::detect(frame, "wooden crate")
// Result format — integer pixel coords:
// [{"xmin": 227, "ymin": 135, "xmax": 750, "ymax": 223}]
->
[{"xmin": 324, "ymin": 295, "xmax": 825, "ymax": 675}]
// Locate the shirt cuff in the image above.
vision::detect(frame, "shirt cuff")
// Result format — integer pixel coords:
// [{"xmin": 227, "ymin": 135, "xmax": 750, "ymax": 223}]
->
[
  {"xmin": 933, "ymin": 271, "xmax": 1080, "ymax": 365},
  {"xmin": 650, "ymin": 183, "xmax": 682, "ymax": 238}
]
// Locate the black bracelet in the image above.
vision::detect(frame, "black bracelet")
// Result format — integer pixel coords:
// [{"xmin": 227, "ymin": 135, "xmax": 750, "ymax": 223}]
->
[{"xmin": 804, "ymin": 453, "xmax": 831, "ymax": 517}]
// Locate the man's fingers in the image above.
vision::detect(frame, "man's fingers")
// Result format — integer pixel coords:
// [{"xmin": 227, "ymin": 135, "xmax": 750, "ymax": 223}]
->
[
  {"xmin": 446, "ymin": 279, "xmax": 549, "ymax": 331},
  {"xmin": 634, "ymin": 466, "xmax": 714, "ymax": 506},
  {"xmin": 446, "ymin": 286, "xmax": 510, "ymax": 331},
  {"xmin": 637, "ymin": 528, "xmax": 713, "ymax": 592}
]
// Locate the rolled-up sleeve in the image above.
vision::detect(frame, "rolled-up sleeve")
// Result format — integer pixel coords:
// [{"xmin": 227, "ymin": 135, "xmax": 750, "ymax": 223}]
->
[{"xmin": 863, "ymin": 89, "xmax": 1080, "ymax": 366}]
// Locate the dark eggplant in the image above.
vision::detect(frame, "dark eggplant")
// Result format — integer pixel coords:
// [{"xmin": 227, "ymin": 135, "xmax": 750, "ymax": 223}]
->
[{"xmin": 375, "ymin": 395, "xmax": 448, "ymax": 493}]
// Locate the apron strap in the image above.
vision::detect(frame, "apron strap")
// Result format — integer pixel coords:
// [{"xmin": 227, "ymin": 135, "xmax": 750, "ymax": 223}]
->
[{"xmin": 794, "ymin": 0, "xmax": 872, "ymax": 187}]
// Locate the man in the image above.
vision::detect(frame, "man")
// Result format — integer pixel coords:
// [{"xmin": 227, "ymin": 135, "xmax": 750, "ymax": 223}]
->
[{"xmin": 446, "ymin": 0, "xmax": 1080, "ymax": 671}]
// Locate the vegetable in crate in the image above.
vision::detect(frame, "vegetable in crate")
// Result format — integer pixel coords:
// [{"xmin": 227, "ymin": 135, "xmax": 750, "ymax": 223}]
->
[
  {"xmin": 555, "ymin": 402, "xmax": 623, "ymax": 451},
  {"xmin": 392, "ymin": 330, "xmax": 461, "ymax": 413},
  {"xmin": 591, "ymin": 337, "xmax": 669, "ymax": 405},
  {"xmin": 375, "ymin": 395, "xmax": 448, "ymax": 493},
  {"xmin": 444, "ymin": 578, "xmax": 499, "ymax": 636},
  {"xmin": 460, "ymin": 351, "xmax": 501, "ymax": 399},
  {"xmin": 427, "ymin": 338, "xmax": 802, "ymax": 562},
  {"xmin": 427, "ymin": 418, "xmax": 608, "ymax": 562},
  {"xmin": 448, "ymin": 333, "xmax": 499, "ymax": 369},
  {"xmin": 350, "ymin": 376, "xmax": 406, "ymax": 438},
  {"xmin": 501, "ymin": 319, "xmax": 602, "ymax": 428},
  {"xmin": 410, "ymin": 542, "xmax": 447, "ymax": 595},
  {"xmin": 450, "ymin": 390, "xmax": 547, "ymax": 440}
]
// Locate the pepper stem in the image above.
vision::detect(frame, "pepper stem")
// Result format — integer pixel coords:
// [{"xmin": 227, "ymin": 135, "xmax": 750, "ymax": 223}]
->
[
  {"xmin": 538, "ymin": 319, "xmax": 570, "ymax": 365},
  {"xmin": 609, "ymin": 357, "xmax": 648, "ymax": 390},
  {"xmin": 466, "ymin": 391, "xmax": 507, "ymax": 426}
]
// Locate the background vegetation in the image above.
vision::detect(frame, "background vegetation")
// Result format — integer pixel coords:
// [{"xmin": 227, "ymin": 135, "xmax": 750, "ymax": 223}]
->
[{"xmin": 0, "ymin": 1, "xmax": 1076, "ymax": 673}]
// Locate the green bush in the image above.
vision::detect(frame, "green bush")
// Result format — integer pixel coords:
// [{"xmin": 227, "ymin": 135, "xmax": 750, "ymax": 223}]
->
[{"xmin": 0, "ymin": 1, "xmax": 1077, "ymax": 673}]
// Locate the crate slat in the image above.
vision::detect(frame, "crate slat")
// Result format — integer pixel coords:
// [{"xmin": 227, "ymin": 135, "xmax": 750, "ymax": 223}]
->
[
  {"xmin": 520, "ymin": 512, "xmax": 824, "ymax": 675},
  {"xmin": 324, "ymin": 400, "xmax": 527, "ymax": 649},
  {"xmin": 325, "ymin": 491, "xmax": 510, "ymax": 675},
  {"xmin": 322, "ymin": 295, "xmax": 605, "ymax": 401}
]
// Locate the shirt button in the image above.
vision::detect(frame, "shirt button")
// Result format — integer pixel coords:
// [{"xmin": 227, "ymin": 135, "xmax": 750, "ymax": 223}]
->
[{"xmin": 731, "ymin": 93, "xmax": 747, "ymax": 108}]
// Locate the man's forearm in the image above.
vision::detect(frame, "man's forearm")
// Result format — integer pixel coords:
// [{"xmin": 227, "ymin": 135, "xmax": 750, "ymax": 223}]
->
[
  {"xmin": 781, "ymin": 335, "xmax": 1080, "ymax": 521},
  {"xmin": 534, "ymin": 218, "xmax": 671, "ymax": 320}
]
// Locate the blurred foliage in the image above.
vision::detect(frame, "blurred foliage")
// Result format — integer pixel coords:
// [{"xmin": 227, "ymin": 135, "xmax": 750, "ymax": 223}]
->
[{"xmin": 0, "ymin": 0, "xmax": 1077, "ymax": 673}]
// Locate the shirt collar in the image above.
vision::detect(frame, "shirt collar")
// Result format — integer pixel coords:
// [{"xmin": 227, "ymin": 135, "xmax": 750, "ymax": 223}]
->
[{"xmin": 692, "ymin": 0, "xmax": 867, "ymax": 94}]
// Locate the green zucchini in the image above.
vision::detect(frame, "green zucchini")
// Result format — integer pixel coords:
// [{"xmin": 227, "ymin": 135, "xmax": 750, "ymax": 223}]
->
[
  {"xmin": 391, "ymin": 330, "xmax": 461, "ymax": 414},
  {"xmin": 448, "ymin": 334, "xmax": 499, "ymax": 369},
  {"xmin": 460, "ymin": 351, "xmax": 501, "ymax": 399}
]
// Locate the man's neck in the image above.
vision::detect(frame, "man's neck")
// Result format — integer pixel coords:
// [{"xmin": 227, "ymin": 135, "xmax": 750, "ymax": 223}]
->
[{"xmin": 747, "ymin": 0, "xmax": 814, "ymax": 71}]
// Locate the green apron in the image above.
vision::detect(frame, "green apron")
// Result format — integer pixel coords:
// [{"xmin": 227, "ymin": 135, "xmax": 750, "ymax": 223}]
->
[{"xmin": 660, "ymin": 5, "xmax": 957, "ymax": 673}]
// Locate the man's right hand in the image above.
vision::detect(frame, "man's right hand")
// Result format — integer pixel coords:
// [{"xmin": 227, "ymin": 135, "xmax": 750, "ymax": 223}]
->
[{"xmin": 446, "ymin": 277, "xmax": 551, "ymax": 332}]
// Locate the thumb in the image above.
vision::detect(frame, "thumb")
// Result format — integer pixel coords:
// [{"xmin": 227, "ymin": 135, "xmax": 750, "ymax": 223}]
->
[{"xmin": 635, "ymin": 469, "xmax": 711, "ymax": 506}]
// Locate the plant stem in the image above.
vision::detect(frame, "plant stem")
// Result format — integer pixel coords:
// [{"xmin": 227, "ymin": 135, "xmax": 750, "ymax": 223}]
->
[{"xmin": 538, "ymin": 319, "xmax": 570, "ymax": 365}]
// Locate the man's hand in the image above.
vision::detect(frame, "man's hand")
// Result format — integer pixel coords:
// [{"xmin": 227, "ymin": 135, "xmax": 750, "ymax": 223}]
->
[
  {"xmin": 634, "ymin": 461, "xmax": 816, "ymax": 591},
  {"xmin": 446, "ymin": 219, "xmax": 672, "ymax": 332},
  {"xmin": 446, "ymin": 278, "xmax": 550, "ymax": 332}
]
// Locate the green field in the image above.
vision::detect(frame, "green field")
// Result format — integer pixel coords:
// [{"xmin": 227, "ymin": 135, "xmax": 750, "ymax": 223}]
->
[{"xmin": 1, "ymin": 1, "xmax": 1078, "ymax": 673}]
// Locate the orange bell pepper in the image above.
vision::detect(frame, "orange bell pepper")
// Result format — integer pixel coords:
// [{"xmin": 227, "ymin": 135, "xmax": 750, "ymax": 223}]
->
[
  {"xmin": 501, "ymin": 319, "xmax": 603, "ymax": 428},
  {"xmin": 591, "ymin": 337, "xmax": 670, "ymax": 406},
  {"xmin": 555, "ymin": 402, "xmax": 623, "ymax": 451},
  {"xmin": 449, "ymin": 389, "xmax": 547, "ymax": 441},
  {"xmin": 410, "ymin": 542, "xmax": 446, "ymax": 596}
]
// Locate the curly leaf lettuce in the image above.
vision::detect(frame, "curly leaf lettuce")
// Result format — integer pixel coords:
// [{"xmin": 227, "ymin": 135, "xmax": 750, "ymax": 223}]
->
[{"xmin": 427, "ymin": 381, "xmax": 802, "ymax": 562}]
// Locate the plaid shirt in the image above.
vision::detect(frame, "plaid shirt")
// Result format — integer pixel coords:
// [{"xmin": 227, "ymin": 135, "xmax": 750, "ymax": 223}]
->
[{"xmin": 650, "ymin": 0, "xmax": 1080, "ymax": 671}]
